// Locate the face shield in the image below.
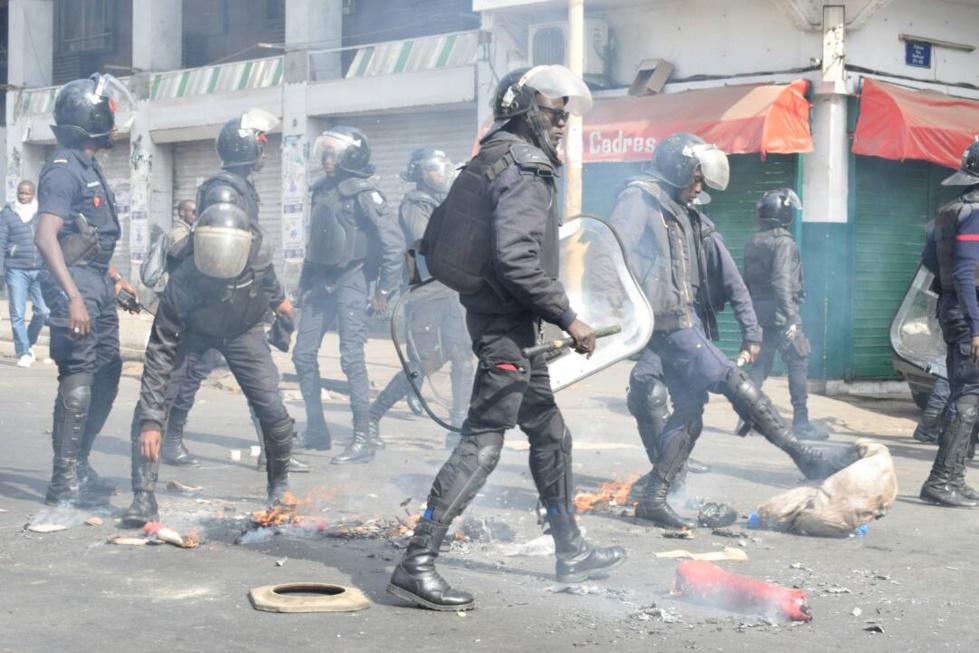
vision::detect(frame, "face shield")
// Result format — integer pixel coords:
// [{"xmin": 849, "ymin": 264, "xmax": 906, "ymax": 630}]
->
[
  {"xmin": 686, "ymin": 142, "xmax": 729, "ymax": 191},
  {"xmin": 418, "ymin": 154, "xmax": 455, "ymax": 193},
  {"xmin": 520, "ymin": 65, "xmax": 594, "ymax": 116},
  {"xmin": 942, "ymin": 168, "xmax": 979, "ymax": 186},
  {"xmin": 311, "ymin": 131, "xmax": 359, "ymax": 182},
  {"xmin": 240, "ymin": 108, "xmax": 279, "ymax": 134},
  {"xmin": 91, "ymin": 74, "xmax": 136, "ymax": 133},
  {"xmin": 193, "ymin": 205, "xmax": 253, "ymax": 280}
]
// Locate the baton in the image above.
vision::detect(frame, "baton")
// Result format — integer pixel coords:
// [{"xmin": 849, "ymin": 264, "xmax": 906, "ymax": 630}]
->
[{"xmin": 521, "ymin": 325, "xmax": 621, "ymax": 358}]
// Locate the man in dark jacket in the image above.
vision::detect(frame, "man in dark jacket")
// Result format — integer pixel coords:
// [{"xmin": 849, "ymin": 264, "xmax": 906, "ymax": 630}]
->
[
  {"xmin": 608, "ymin": 133, "xmax": 852, "ymax": 530},
  {"xmin": 1, "ymin": 180, "xmax": 50, "ymax": 367},
  {"xmin": 121, "ymin": 109, "xmax": 296, "ymax": 527},
  {"xmin": 369, "ymin": 147, "xmax": 473, "ymax": 449},
  {"xmin": 386, "ymin": 65, "xmax": 625, "ymax": 613},
  {"xmin": 292, "ymin": 126, "xmax": 405, "ymax": 463},
  {"xmin": 743, "ymin": 188, "xmax": 827, "ymax": 440}
]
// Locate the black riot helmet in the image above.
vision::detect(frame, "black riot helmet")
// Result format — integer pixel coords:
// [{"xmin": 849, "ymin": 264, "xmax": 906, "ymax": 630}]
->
[
  {"xmin": 193, "ymin": 203, "xmax": 253, "ymax": 280},
  {"xmin": 401, "ymin": 146, "xmax": 454, "ymax": 195},
  {"xmin": 484, "ymin": 65, "xmax": 593, "ymax": 163},
  {"xmin": 217, "ymin": 108, "xmax": 279, "ymax": 170},
  {"xmin": 645, "ymin": 133, "xmax": 730, "ymax": 192},
  {"xmin": 757, "ymin": 188, "xmax": 802, "ymax": 227},
  {"xmin": 314, "ymin": 126, "xmax": 373, "ymax": 178},
  {"xmin": 942, "ymin": 141, "xmax": 979, "ymax": 187},
  {"xmin": 51, "ymin": 74, "xmax": 135, "ymax": 150}
]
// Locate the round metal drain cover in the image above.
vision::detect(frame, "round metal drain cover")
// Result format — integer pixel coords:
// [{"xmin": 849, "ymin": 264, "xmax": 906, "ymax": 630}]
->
[{"xmin": 249, "ymin": 583, "xmax": 371, "ymax": 613}]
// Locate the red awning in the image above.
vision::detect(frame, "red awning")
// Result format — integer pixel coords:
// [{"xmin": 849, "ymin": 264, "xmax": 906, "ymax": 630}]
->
[
  {"xmin": 582, "ymin": 79, "xmax": 813, "ymax": 163},
  {"xmin": 853, "ymin": 78, "xmax": 979, "ymax": 169}
]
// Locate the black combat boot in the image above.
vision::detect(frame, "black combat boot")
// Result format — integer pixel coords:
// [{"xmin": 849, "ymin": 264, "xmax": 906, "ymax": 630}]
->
[
  {"xmin": 921, "ymin": 396, "xmax": 979, "ymax": 508},
  {"xmin": 120, "ymin": 441, "xmax": 160, "ymax": 528},
  {"xmin": 161, "ymin": 409, "xmax": 199, "ymax": 466},
  {"xmin": 331, "ymin": 428, "xmax": 375, "ymax": 465},
  {"xmin": 297, "ymin": 423, "xmax": 332, "ymax": 451},
  {"xmin": 367, "ymin": 417, "xmax": 385, "ymax": 450},
  {"xmin": 548, "ymin": 512, "xmax": 627, "ymax": 583},
  {"xmin": 263, "ymin": 419, "xmax": 293, "ymax": 506},
  {"xmin": 369, "ymin": 376, "xmax": 406, "ymax": 450},
  {"xmin": 634, "ymin": 431, "xmax": 696, "ymax": 529},
  {"xmin": 387, "ymin": 518, "xmax": 476, "ymax": 611},
  {"xmin": 45, "ymin": 396, "xmax": 86, "ymax": 506},
  {"xmin": 792, "ymin": 410, "xmax": 829, "ymax": 441}
]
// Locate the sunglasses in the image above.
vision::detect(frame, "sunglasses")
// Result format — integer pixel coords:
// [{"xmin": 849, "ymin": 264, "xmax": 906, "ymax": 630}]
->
[{"xmin": 538, "ymin": 106, "xmax": 570, "ymax": 124}]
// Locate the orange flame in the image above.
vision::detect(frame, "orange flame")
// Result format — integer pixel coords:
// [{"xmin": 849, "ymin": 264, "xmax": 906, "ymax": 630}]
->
[{"xmin": 574, "ymin": 474, "xmax": 640, "ymax": 513}]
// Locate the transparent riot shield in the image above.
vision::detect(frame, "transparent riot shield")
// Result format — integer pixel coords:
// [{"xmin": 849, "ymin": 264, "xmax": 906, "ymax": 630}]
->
[
  {"xmin": 890, "ymin": 264, "xmax": 946, "ymax": 379},
  {"xmin": 543, "ymin": 213, "xmax": 654, "ymax": 391},
  {"xmin": 389, "ymin": 280, "xmax": 474, "ymax": 432}
]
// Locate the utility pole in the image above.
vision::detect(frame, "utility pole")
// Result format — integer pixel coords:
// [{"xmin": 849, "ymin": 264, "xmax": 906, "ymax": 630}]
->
[{"xmin": 565, "ymin": 0, "xmax": 584, "ymax": 219}]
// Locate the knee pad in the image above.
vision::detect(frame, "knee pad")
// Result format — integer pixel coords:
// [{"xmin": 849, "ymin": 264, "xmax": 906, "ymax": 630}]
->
[
  {"xmin": 628, "ymin": 377, "xmax": 669, "ymax": 421},
  {"xmin": 722, "ymin": 367, "xmax": 763, "ymax": 409},
  {"xmin": 473, "ymin": 432, "xmax": 504, "ymax": 472},
  {"xmin": 58, "ymin": 373, "xmax": 94, "ymax": 413}
]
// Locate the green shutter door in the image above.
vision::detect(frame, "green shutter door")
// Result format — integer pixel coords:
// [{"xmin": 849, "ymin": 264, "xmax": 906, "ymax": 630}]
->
[
  {"xmin": 707, "ymin": 154, "xmax": 799, "ymax": 359},
  {"xmin": 851, "ymin": 156, "xmax": 957, "ymax": 379}
]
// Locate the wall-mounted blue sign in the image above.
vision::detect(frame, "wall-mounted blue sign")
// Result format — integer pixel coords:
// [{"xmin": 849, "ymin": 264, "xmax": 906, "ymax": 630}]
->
[{"xmin": 906, "ymin": 41, "xmax": 932, "ymax": 68}]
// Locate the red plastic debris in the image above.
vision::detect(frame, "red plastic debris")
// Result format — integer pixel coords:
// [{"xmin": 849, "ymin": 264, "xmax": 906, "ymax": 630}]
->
[{"xmin": 673, "ymin": 560, "xmax": 812, "ymax": 622}]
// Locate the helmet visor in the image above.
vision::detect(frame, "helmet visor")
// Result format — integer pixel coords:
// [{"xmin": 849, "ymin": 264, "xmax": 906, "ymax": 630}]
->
[
  {"xmin": 314, "ymin": 131, "xmax": 361, "ymax": 164},
  {"xmin": 520, "ymin": 65, "xmax": 593, "ymax": 116},
  {"xmin": 689, "ymin": 142, "xmax": 730, "ymax": 191},
  {"xmin": 92, "ymin": 74, "xmax": 136, "ymax": 131},
  {"xmin": 240, "ymin": 108, "xmax": 279, "ymax": 135},
  {"xmin": 419, "ymin": 154, "xmax": 455, "ymax": 192},
  {"xmin": 194, "ymin": 226, "xmax": 253, "ymax": 279},
  {"xmin": 942, "ymin": 168, "xmax": 979, "ymax": 186}
]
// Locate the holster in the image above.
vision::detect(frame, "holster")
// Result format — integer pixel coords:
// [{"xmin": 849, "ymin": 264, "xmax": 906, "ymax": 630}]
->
[
  {"xmin": 780, "ymin": 330, "xmax": 812, "ymax": 358},
  {"xmin": 58, "ymin": 214, "xmax": 101, "ymax": 267}
]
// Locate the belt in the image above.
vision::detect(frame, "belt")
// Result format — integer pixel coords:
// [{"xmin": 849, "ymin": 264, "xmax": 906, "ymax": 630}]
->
[{"xmin": 653, "ymin": 311, "xmax": 694, "ymax": 331}]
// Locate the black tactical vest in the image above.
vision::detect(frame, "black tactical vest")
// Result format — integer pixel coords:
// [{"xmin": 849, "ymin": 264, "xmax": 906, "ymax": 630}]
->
[
  {"xmin": 935, "ymin": 190, "xmax": 979, "ymax": 292},
  {"xmin": 305, "ymin": 177, "xmax": 376, "ymax": 267}
]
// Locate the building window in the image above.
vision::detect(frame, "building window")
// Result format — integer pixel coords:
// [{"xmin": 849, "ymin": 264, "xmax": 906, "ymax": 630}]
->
[
  {"xmin": 183, "ymin": 0, "xmax": 229, "ymax": 38},
  {"xmin": 58, "ymin": 0, "xmax": 114, "ymax": 54}
]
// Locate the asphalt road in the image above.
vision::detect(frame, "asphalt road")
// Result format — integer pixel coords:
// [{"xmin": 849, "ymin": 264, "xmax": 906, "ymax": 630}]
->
[{"xmin": 0, "ymin": 349, "xmax": 975, "ymax": 653}]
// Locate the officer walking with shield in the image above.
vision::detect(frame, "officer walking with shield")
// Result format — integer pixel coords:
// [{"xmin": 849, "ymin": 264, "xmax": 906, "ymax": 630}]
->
[
  {"xmin": 121, "ymin": 110, "xmax": 297, "ymax": 526},
  {"xmin": 292, "ymin": 127, "xmax": 404, "ymax": 463},
  {"xmin": 34, "ymin": 74, "xmax": 140, "ymax": 506},
  {"xmin": 370, "ymin": 147, "xmax": 473, "ymax": 448},
  {"xmin": 386, "ymin": 66, "xmax": 626, "ymax": 612}
]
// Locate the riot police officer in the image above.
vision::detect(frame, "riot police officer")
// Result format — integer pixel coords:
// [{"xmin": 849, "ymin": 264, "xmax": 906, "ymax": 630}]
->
[
  {"xmin": 744, "ymin": 189, "xmax": 827, "ymax": 440},
  {"xmin": 919, "ymin": 141, "xmax": 979, "ymax": 508},
  {"xmin": 608, "ymin": 132, "xmax": 852, "ymax": 530},
  {"xmin": 34, "ymin": 74, "xmax": 139, "ymax": 506},
  {"xmin": 121, "ymin": 109, "xmax": 297, "ymax": 527},
  {"xmin": 626, "ymin": 207, "xmax": 762, "ymax": 486},
  {"xmin": 292, "ymin": 126, "xmax": 404, "ymax": 463},
  {"xmin": 370, "ymin": 147, "xmax": 472, "ymax": 448},
  {"xmin": 386, "ymin": 66, "xmax": 625, "ymax": 612}
]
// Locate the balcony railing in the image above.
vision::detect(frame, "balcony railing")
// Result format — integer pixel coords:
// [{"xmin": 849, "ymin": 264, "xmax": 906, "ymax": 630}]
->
[
  {"xmin": 309, "ymin": 30, "xmax": 480, "ymax": 81},
  {"xmin": 149, "ymin": 56, "xmax": 284, "ymax": 101}
]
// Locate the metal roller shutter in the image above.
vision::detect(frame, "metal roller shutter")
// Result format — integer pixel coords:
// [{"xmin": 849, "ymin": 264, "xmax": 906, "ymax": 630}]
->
[
  {"xmin": 94, "ymin": 140, "xmax": 133, "ymax": 279},
  {"xmin": 332, "ymin": 108, "xmax": 478, "ymax": 209},
  {"xmin": 851, "ymin": 156, "xmax": 956, "ymax": 379},
  {"xmin": 172, "ymin": 135, "xmax": 284, "ymax": 271}
]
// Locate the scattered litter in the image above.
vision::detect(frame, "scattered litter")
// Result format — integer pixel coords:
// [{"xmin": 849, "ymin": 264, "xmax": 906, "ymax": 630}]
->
[
  {"xmin": 824, "ymin": 586, "xmax": 852, "ymax": 595},
  {"xmin": 497, "ymin": 534, "xmax": 555, "ymax": 557},
  {"xmin": 107, "ymin": 535, "xmax": 148, "ymax": 546},
  {"xmin": 0, "ymin": 508, "xmax": 7, "ymax": 513},
  {"xmin": 789, "ymin": 562, "xmax": 811, "ymax": 572},
  {"xmin": 549, "ymin": 584, "xmax": 605, "ymax": 596},
  {"xmin": 456, "ymin": 611, "xmax": 467, "ymax": 617},
  {"xmin": 167, "ymin": 480, "xmax": 204, "ymax": 493},
  {"xmin": 399, "ymin": 497, "xmax": 413, "ymax": 508},
  {"xmin": 851, "ymin": 607, "xmax": 863, "ymax": 617},
  {"xmin": 27, "ymin": 523, "xmax": 68, "ymax": 533},
  {"xmin": 662, "ymin": 528, "xmax": 694, "ymax": 539},
  {"xmin": 275, "ymin": 558, "xmax": 288, "ymax": 567},
  {"xmin": 673, "ymin": 560, "xmax": 811, "ymax": 622},
  {"xmin": 864, "ymin": 624, "xmax": 885, "ymax": 634},
  {"xmin": 698, "ymin": 503, "xmax": 738, "ymax": 528},
  {"xmin": 230, "ymin": 450, "xmax": 242, "ymax": 462},
  {"xmin": 145, "ymin": 522, "xmax": 200, "ymax": 549},
  {"xmin": 656, "ymin": 547, "xmax": 748, "ymax": 562},
  {"xmin": 630, "ymin": 604, "xmax": 682, "ymax": 623},
  {"xmin": 84, "ymin": 517, "xmax": 103, "ymax": 527},
  {"xmin": 458, "ymin": 516, "xmax": 516, "ymax": 543},
  {"xmin": 711, "ymin": 528, "xmax": 749, "ymax": 539}
]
